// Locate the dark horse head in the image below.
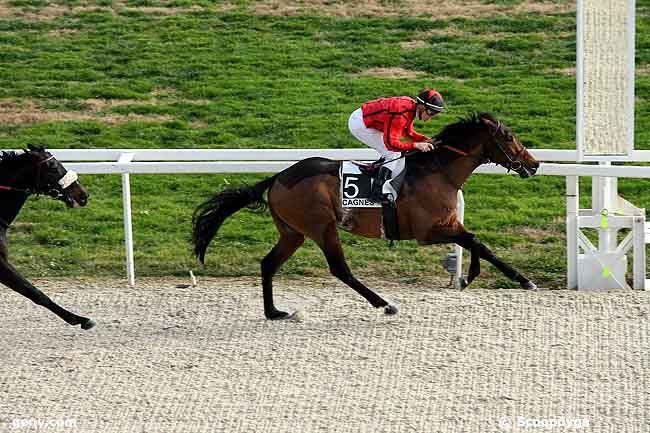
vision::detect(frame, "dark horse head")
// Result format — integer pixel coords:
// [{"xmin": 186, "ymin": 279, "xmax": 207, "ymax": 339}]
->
[
  {"xmin": 414, "ymin": 112, "xmax": 539, "ymax": 179},
  {"xmin": 0, "ymin": 145, "xmax": 88, "ymax": 208}
]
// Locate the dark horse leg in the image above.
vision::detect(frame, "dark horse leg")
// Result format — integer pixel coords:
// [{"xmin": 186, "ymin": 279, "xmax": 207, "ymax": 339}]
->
[
  {"xmin": 0, "ymin": 258, "xmax": 95, "ymax": 329},
  {"xmin": 261, "ymin": 231, "xmax": 305, "ymax": 320},
  {"xmin": 455, "ymin": 231, "xmax": 536, "ymax": 290},
  {"xmin": 316, "ymin": 223, "xmax": 397, "ymax": 315}
]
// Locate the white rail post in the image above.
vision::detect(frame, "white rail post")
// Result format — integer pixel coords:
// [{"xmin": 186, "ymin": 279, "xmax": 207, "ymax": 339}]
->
[
  {"xmin": 119, "ymin": 153, "xmax": 136, "ymax": 287},
  {"xmin": 633, "ymin": 215, "xmax": 646, "ymax": 290},
  {"xmin": 455, "ymin": 190, "xmax": 465, "ymax": 288},
  {"xmin": 566, "ymin": 176, "xmax": 579, "ymax": 289}
]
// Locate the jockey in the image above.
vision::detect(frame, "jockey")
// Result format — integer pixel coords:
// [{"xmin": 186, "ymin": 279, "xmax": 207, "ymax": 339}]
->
[{"xmin": 348, "ymin": 88, "xmax": 445, "ymax": 204}]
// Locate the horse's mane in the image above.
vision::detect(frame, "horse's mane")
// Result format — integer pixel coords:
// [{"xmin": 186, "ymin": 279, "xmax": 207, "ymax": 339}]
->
[
  {"xmin": 0, "ymin": 151, "xmax": 26, "ymax": 168},
  {"xmin": 0, "ymin": 146, "xmax": 45, "ymax": 169},
  {"xmin": 436, "ymin": 112, "xmax": 496, "ymax": 147},
  {"xmin": 406, "ymin": 112, "xmax": 496, "ymax": 169}
]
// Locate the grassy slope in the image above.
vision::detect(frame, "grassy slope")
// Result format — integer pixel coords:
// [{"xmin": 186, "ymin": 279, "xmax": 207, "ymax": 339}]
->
[{"xmin": 1, "ymin": 0, "xmax": 649, "ymax": 288}]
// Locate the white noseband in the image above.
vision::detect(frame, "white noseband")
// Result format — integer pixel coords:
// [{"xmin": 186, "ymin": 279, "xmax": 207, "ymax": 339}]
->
[{"xmin": 58, "ymin": 170, "xmax": 78, "ymax": 189}]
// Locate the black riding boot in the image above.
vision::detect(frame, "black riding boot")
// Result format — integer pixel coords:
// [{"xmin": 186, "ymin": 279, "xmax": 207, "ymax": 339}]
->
[{"xmin": 369, "ymin": 166, "xmax": 392, "ymax": 203}]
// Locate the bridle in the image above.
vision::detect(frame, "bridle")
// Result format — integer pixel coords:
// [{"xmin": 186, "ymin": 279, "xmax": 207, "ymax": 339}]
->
[
  {"xmin": 0, "ymin": 153, "xmax": 79, "ymax": 199},
  {"xmin": 484, "ymin": 121, "xmax": 528, "ymax": 173}
]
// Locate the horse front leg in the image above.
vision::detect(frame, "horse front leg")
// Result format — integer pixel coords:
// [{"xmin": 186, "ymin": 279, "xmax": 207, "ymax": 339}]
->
[
  {"xmin": 455, "ymin": 232, "xmax": 536, "ymax": 290},
  {"xmin": 0, "ymin": 258, "xmax": 96, "ymax": 329},
  {"xmin": 418, "ymin": 226, "xmax": 482, "ymax": 289}
]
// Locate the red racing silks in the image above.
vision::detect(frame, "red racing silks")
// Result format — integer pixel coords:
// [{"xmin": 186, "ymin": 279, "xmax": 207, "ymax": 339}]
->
[{"xmin": 361, "ymin": 96, "xmax": 429, "ymax": 151}]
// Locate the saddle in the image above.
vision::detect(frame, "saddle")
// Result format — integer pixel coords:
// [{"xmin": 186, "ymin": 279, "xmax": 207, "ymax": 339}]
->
[{"xmin": 350, "ymin": 157, "xmax": 404, "ymax": 243}]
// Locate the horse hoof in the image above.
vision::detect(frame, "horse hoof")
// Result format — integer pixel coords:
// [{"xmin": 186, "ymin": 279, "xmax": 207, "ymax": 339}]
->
[
  {"xmin": 81, "ymin": 319, "xmax": 96, "ymax": 330},
  {"xmin": 458, "ymin": 277, "xmax": 469, "ymax": 290},
  {"xmin": 522, "ymin": 281, "xmax": 538, "ymax": 290},
  {"xmin": 384, "ymin": 304, "xmax": 398, "ymax": 315},
  {"xmin": 266, "ymin": 311, "xmax": 290, "ymax": 321},
  {"xmin": 287, "ymin": 310, "xmax": 305, "ymax": 322}
]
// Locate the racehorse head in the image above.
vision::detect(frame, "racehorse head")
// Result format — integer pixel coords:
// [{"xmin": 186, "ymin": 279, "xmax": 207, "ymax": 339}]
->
[
  {"xmin": 426, "ymin": 112, "xmax": 539, "ymax": 179},
  {"xmin": 0, "ymin": 145, "xmax": 88, "ymax": 208},
  {"xmin": 478, "ymin": 113, "xmax": 539, "ymax": 178}
]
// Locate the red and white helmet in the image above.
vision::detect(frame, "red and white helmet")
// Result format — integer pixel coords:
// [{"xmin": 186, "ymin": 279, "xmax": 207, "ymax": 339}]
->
[{"xmin": 416, "ymin": 89, "xmax": 445, "ymax": 113}]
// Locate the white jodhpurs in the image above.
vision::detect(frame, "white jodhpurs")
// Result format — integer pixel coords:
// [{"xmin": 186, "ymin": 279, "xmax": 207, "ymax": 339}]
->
[{"xmin": 348, "ymin": 108, "xmax": 405, "ymax": 199}]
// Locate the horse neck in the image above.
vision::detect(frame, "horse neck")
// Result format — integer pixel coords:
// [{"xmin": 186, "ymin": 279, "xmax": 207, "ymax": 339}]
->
[
  {"xmin": 0, "ymin": 161, "xmax": 30, "ymax": 228},
  {"xmin": 439, "ymin": 154, "xmax": 483, "ymax": 190},
  {"xmin": 0, "ymin": 191, "xmax": 28, "ymax": 228}
]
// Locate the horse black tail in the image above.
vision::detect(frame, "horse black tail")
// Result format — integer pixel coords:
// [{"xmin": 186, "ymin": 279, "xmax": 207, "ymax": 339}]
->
[{"xmin": 192, "ymin": 175, "xmax": 277, "ymax": 264}]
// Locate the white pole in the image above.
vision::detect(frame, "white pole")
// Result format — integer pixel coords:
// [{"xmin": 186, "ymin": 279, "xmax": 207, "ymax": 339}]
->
[
  {"xmin": 119, "ymin": 153, "xmax": 136, "ymax": 287},
  {"xmin": 633, "ymin": 215, "xmax": 646, "ymax": 290},
  {"xmin": 455, "ymin": 190, "xmax": 465, "ymax": 288},
  {"xmin": 576, "ymin": 0, "xmax": 584, "ymax": 161},
  {"xmin": 595, "ymin": 164, "xmax": 618, "ymax": 253},
  {"xmin": 566, "ymin": 176, "xmax": 579, "ymax": 289}
]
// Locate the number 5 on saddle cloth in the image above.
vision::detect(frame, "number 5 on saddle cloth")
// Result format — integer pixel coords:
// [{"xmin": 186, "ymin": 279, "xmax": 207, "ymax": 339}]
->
[{"xmin": 339, "ymin": 160, "xmax": 405, "ymax": 241}]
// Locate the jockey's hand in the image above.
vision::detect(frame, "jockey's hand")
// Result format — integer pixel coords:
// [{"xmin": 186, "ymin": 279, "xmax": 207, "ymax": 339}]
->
[{"xmin": 414, "ymin": 141, "xmax": 434, "ymax": 152}]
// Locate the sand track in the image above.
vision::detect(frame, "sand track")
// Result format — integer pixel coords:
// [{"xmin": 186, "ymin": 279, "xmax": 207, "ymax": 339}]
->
[{"xmin": 0, "ymin": 277, "xmax": 649, "ymax": 432}]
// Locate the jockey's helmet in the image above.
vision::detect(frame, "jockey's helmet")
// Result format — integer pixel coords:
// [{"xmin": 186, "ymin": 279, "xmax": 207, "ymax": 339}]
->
[{"xmin": 416, "ymin": 89, "xmax": 445, "ymax": 114}]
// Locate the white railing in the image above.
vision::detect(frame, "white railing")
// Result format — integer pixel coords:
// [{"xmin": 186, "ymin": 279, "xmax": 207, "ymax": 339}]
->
[{"xmin": 12, "ymin": 148, "xmax": 650, "ymax": 287}]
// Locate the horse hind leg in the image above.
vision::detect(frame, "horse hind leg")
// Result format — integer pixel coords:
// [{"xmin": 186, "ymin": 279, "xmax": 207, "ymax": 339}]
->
[
  {"xmin": 316, "ymin": 223, "xmax": 397, "ymax": 315},
  {"xmin": 0, "ymin": 259, "xmax": 95, "ymax": 330},
  {"xmin": 261, "ymin": 231, "xmax": 305, "ymax": 320}
]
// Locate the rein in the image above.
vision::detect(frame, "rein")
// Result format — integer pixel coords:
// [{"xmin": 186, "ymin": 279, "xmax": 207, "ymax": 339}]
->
[
  {"xmin": 373, "ymin": 144, "xmax": 473, "ymax": 168},
  {"xmin": 440, "ymin": 144, "xmax": 469, "ymax": 157}
]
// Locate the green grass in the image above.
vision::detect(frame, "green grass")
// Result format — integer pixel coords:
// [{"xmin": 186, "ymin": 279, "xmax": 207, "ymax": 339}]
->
[{"xmin": 2, "ymin": 1, "xmax": 650, "ymax": 288}]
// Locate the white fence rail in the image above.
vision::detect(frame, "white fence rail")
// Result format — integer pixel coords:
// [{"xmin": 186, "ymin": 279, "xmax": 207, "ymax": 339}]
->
[{"xmin": 11, "ymin": 148, "xmax": 650, "ymax": 286}]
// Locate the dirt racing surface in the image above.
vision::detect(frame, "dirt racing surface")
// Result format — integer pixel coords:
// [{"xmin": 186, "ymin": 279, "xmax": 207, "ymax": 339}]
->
[{"xmin": 0, "ymin": 277, "xmax": 649, "ymax": 433}]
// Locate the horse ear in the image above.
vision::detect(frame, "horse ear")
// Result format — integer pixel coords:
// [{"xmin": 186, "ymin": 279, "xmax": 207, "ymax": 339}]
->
[
  {"xmin": 481, "ymin": 116, "xmax": 497, "ymax": 132},
  {"xmin": 26, "ymin": 143, "xmax": 45, "ymax": 152}
]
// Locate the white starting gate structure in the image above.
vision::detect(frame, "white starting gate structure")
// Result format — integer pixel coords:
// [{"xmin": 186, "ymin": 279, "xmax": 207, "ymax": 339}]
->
[{"xmin": 567, "ymin": 0, "xmax": 645, "ymax": 290}]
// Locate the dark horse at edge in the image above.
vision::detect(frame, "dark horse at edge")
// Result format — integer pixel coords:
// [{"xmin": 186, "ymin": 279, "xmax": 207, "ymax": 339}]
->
[
  {"xmin": 193, "ymin": 113, "xmax": 540, "ymax": 320},
  {"xmin": 0, "ymin": 146, "xmax": 95, "ymax": 330}
]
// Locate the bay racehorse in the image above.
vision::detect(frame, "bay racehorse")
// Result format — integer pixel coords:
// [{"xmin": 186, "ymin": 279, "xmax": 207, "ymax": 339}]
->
[
  {"xmin": 193, "ymin": 113, "xmax": 540, "ymax": 320},
  {"xmin": 0, "ymin": 145, "xmax": 95, "ymax": 330}
]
